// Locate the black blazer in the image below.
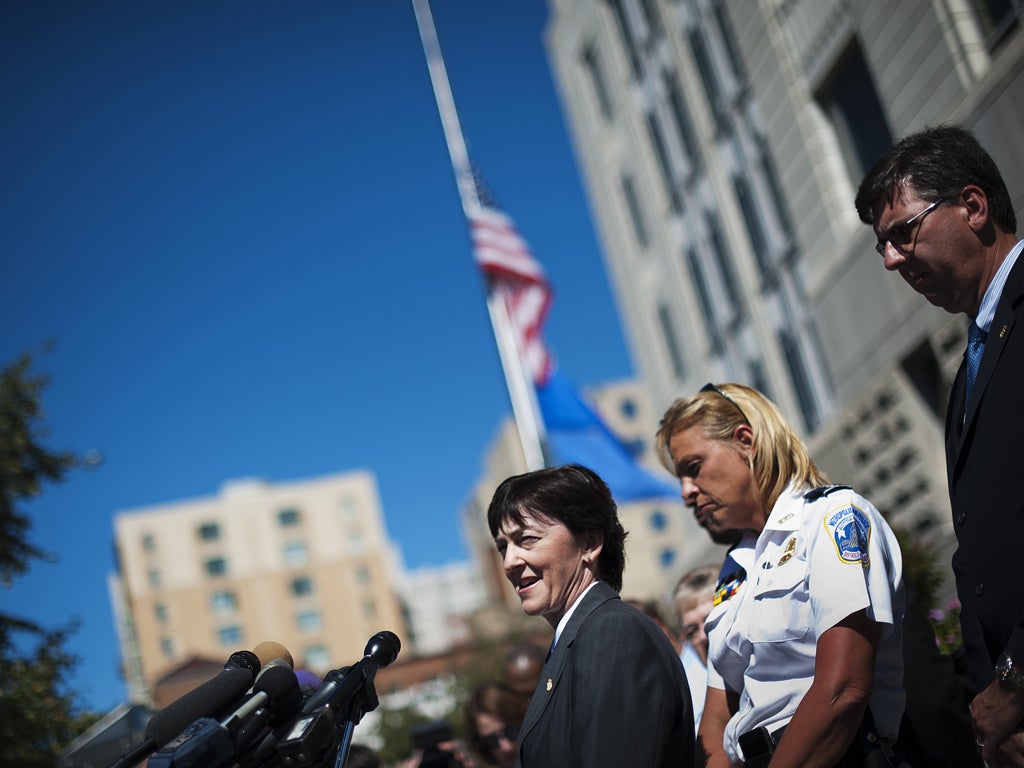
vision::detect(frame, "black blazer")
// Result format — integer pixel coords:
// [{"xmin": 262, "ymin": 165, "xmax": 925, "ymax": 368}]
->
[
  {"xmin": 516, "ymin": 581, "xmax": 695, "ymax": 767},
  {"xmin": 945, "ymin": 251, "xmax": 1024, "ymax": 692}
]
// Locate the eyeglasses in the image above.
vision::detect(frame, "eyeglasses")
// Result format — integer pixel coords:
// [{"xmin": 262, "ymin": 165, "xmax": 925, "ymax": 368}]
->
[
  {"xmin": 874, "ymin": 198, "xmax": 945, "ymax": 257},
  {"xmin": 480, "ymin": 725, "xmax": 519, "ymax": 753},
  {"xmin": 700, "ymin": 382, "xmax": 749, "ymax": 425}
]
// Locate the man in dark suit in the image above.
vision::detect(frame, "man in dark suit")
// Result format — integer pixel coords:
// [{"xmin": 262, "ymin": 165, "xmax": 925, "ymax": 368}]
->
[
  {"xmin": 856, "ymin": 125, "xmax": 1024, "ymax": 766},
  {"xmin": 488, "ymin": 464, "xmax": 695, "ymax": 767}
]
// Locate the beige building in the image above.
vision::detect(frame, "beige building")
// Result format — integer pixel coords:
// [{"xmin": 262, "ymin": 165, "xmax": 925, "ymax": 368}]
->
[
  {"xmin": 545, "ymin": 0, "xmax": 1024, "ymax": 599},
  {"xmin": 112, "ymin": 471, "xmax": 406, "ymax": 704}
]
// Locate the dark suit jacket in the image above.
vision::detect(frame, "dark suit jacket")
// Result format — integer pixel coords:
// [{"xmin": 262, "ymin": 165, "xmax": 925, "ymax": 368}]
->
[
  {"xmin": 945, "ymin": 250, "xmax": 1024, "ymax": 693},
  {"xmin": 516, "ymin": 581, "xmax": 695, "ymax": 768}
]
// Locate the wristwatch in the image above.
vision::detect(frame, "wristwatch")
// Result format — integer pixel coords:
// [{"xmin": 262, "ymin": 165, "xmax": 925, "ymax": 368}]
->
[{"xmin": 995, "ymin": 653, "xmax": 1024, "ymax": 689}]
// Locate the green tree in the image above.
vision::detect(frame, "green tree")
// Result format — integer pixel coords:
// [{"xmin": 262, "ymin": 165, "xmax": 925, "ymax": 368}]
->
[{"xmin": 0, "ymin": 351, "xmax": 99, "ymax": 766}]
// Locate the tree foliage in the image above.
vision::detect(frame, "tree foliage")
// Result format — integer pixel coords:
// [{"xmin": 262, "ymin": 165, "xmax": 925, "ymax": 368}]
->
[
  {"xmin": 0, "ymin": 351, "xmax": 99, "ymax": 764},
  {"xmin": 0, "ymin": 351, "xmax": 78, "ymax": 587}
]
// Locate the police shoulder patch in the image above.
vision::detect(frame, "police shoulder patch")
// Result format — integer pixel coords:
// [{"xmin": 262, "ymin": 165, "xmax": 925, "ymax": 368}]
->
[{"xmin": 824, "ymin": 505, "xmax": 871, "ymax": 566}]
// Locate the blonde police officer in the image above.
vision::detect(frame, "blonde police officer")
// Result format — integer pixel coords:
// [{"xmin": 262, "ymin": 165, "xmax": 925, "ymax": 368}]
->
[{"xmin": 656, "ymin": 383, "xmax": 905, "ymax": 768}]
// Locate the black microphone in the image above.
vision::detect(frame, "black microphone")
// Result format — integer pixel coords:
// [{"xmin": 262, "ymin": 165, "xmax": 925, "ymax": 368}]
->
[
  {"xmin": 301, "ymin": 631, "xmax": 400, "ymax": 715},
  {"xmin": 146, "ymin": 665, "xmax": 302, "ymax": 768},
  {"xmin": 107, "ymin": 650, "xmax": 261, "ymax": 768},
  {"xmin": 239, "ymin": 631, "xmax": 401, "ymax": 768}
]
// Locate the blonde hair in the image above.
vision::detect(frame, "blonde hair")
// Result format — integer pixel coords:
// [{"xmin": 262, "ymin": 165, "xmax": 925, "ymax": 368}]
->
[{"xmin": 655, "ymin": 383, "xmax": 828, "ymax": 512}]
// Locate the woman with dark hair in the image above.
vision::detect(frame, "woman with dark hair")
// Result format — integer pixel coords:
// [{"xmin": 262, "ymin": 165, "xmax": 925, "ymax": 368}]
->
[
  {"xmin": 464, "ymin": 680, "xmax": 528, "ymax": 768},
  {"xmin": 487, "ymin": 463, "xmax": 695, "ymax": 767}
]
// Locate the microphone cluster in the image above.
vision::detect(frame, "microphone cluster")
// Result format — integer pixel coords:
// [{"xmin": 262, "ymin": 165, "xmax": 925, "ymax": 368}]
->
[{"xmin": 108, "ymin": 631, "xmax": 401, "ymax": 768}]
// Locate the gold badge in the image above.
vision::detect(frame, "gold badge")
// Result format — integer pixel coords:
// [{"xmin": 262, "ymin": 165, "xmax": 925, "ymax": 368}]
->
[
  {"xmin": 1000, "ymin": 325, "xmax": 1008, "ymax": 339},
  {"xmin": 778, "ymin": 536, "xmax": 797, "ymax": 566},
  {"xmin": 546, "ymin": 678, "xmax": 553, "ymax": 691}
]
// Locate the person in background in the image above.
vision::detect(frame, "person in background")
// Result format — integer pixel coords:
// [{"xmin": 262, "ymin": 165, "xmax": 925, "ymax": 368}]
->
[
  {"xmin": 463, "ymin": 680, "xmax": 529, "ymax": 768},
  {"xmin": 488, "ymin": 463, "xmax": 695, "ymax": 767},
  {"xmin": 501, "ymin": 642, "xmax": 547, "ymax": 700},
  {"xmin": 856, "ymin": 124, "xmax": 1024, "ymax": 767},
  {"xmin": 347, "ymin": 743, "xmax": 385, "ymax": 768},
  {"xmin": 656, "ymin": 383, "xmax": 905, "ymax": 768},
  {"xmin": 671, "ymin": 564, "xmax": 719, "ymax": 733},
  {"xmin": 624, "ymin": 597, "xmax": 681, "ymax": 655}
]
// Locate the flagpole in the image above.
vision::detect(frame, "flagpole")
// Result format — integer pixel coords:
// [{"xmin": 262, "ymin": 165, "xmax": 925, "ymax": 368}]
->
[{"xmin": 411, "ymin": 0, "xmax": 547, "ymax": 471}]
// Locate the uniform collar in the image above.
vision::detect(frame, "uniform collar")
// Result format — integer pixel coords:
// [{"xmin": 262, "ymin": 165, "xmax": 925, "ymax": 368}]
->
[{"xmin": 760, "ymin": 483, "xmax": 806, "ymax": 533}]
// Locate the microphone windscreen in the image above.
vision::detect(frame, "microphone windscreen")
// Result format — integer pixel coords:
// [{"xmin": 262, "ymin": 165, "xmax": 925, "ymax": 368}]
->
[
  {"xmin": 254, "ymin": 640, "xmax": 294, "ymax": 669},
  {"xmin": 227, "ymin": 649, "xmax": 261, "ymax": 675},
  {"xmin": 145, "ymin": 666, "xmax": 253, "ymax": 746},
  {"xmin": 256, "ymin": 665, "xmax": 303, "ymax": 723},
  {"xmin": 294, "ymin": 669, "xmax": 322, "ymax": 691}
]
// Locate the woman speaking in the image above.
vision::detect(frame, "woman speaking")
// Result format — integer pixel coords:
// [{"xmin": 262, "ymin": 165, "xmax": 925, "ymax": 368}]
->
[
  {"xmin": 487, "ymin": 463, "xmax": 695, "ymax": 767},
  {"xmin": 656, "ymin": 383, "xmax": 905, "ymax": 768}
]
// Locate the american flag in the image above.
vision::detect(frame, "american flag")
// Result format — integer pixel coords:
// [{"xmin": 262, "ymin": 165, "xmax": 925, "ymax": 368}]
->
[{"xmin": 470, "ymin": 204, "xmax": 554, "ymax": 386}]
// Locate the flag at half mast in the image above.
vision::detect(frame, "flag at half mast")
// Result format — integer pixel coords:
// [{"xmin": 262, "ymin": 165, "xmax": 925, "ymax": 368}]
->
[
  {"xmin": 468, "ymin": 190, "xmax": 676, "ymax": 502},
  {"xmin": 470, "ymin": 203, "xmax": 554, "ymax": 387}
]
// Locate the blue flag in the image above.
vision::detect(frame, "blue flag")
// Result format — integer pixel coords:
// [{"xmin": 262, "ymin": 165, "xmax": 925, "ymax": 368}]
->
[{"xmin": 536, "ymin": 370, "xmax": 679, "ymax": 502}]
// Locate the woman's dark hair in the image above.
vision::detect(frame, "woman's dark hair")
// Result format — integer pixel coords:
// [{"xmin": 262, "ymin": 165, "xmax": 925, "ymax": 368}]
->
[{"xmin": 486, "ymin": 464, "xmax": 628, "ymax": 591}]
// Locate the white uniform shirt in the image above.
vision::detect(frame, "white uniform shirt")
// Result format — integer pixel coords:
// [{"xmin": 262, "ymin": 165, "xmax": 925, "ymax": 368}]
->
[{"xmin": 705, "ymin": 484, "xmax": 905, "ymax": 765}]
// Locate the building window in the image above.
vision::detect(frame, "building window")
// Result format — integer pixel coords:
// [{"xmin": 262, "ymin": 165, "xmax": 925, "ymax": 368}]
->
[
  {"xmin": 211, "ymin": 590, "xmax": 238, "ymax": 614},
  {"xmin": 141, "ymin": 533, "xmax": 155, "ymax": 552},
  {"xmin": 278, "ymin": 508, "xmax": 300, "ymax": 527},
  {"xmin": 291, "ymin": 576, "xmax": 314, "ymax": 597},
  {"xmin": 197, "ymin": 522, "xmax": 220, "ymax": 541},
  {"xmin": 706, "ymin": 211, "xmax": 743, "ymax": 318},
  {"xmin": 686, "ymin": 248, "xmax": 722, "ymax": 354},
  {"xmin": 354, "ymin": 565, "xmax": 371, "ymax": 587},
  {"xmin": 362, "ymin": 598, "xmax": 378, "ymax": 620},
  {"xmin": 732, "ymin": 175, "xmax": 772, "ymax": 278},
  {"xmin": 688, "ymin": 26, "xmax": 728, "ymax": 134},
  {"xmin": 619, "ymin": 397, "xmax": 638, "ymax": 420},
  {"xmin": 304, "ymin": 644, "xmax": 330, "ymax": 672},
  {"xmin": 340, "ymin": 496, "xmax": 359, "ymax": 522},
  {"xmin": 154, "ymin": 603, "xmax": 168, "ymax": 623},
  {"xmin": 621, "ymin": 174, "xmax": 649, "ymax": 249},
  {"xmin": 218, "ymin": 625, "xmax": 243, "ymax": 647},
  {"xmin": 205, "ymin": 557, "xmax": 227, "ymax": 577},
  {"xmin": 664, "ymin": 71, "xmax": 699, "ymax": 170},
  {"xmin": 646, "ymin": 113, "xmax": 681, "ymax": 211},
  {"xmin": 160, "ymin": 636, "xmax": 174, "ymax": 658},
  {"xmin": 657, "ymin": 303, "xmax": 687, "ymax": 379},
  {"xmin": 283, "ymin": 541, "xmax": 308, "ymax": 567},
  {"xmin": 637, "ymin": 0, "xmax": 662, "ymax": 40},
  {"xmin": 148, "ymin": 568, "xmax": 161, "ymax": 588},
  {"xmin": 972, "ymin": 0, "xmax": 1022, "ymax": 51},
  {"xmin": 581, "ymin": 43, "xmax": 614, "ymax": 121},
  {"xmin": 297, "ymin": 610, "xmax": 322, "ymax": 634},
  {"xmin": 608, "ymin": 0, "xmax": 642, "ymax": 77},
  {"xmin": 649, "ymin": 510, "xmax": 667, "ymax": 532},
  {"xmin": 659, "ymin": 548, "xmax": 677, "ymax": 568},
  {"xmin": 346, "ymin": 531, "xmax": 366, "ymax": 556},
  {"xmin": 779, "ymin": 329, "xmax": 819, "ymax": 432},
  {"xmin": 816, "ymin": 38, "xmax": 893, "ymax": 186},
  {"xmin": 712, "ymin": 0, "xmax": 746, "ymax": 87}
]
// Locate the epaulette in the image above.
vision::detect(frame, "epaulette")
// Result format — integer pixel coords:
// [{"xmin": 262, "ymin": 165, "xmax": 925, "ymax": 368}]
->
[{"xmin": 803, "ymin": 484, "xmax": 852, "ymax": 502}]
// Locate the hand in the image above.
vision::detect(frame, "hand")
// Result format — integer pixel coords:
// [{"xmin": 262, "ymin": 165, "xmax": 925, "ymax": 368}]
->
[
  {"xmin": 991, "ymin": 727, "xmax": 1024, "ymax": 767},
  {"xmin": 971, "ymin": 680, "xmax": 1024, "ymax": 765}
]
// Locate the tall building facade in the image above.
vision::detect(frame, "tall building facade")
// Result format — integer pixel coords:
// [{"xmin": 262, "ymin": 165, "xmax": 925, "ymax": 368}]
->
[
  {"xmin": 112, "ymin": 471, "xmax": 406, "ymax": 703},
  {"xmin": 545, "ymin": 0, "xmax": 1024, "ymax": 595}
]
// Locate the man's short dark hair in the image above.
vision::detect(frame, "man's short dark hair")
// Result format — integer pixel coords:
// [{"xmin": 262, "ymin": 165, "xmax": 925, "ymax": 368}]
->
[
  {"xmin": 487, "ymin": 464, "xmax": 628, "ymax": 591},
  {"xmin": 855, "ymin": 124, "xmax": 1016, "ymax": 233}
]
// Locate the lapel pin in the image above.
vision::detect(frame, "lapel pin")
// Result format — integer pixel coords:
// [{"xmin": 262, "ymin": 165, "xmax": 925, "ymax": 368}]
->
[
  {"xmin": 546, "ymin": 678, "xmax": 553, "ymax": 691},
  {"xmin": 1000, "ymin": 325, "xmax": 1007, "ymax": 338}
]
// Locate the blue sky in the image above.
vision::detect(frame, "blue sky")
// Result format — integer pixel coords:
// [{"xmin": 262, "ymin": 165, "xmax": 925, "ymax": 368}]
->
[{"xmin": 0, "ymin": 1, "xmax": 634, "ymax": 713}]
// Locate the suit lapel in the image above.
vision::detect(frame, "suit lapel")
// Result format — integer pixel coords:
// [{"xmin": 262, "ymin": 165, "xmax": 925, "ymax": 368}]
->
[
  {"xmin": 517, "ymin": 582, "xmax": 617, "ymax": 748},
  {"xmin": 952, "ymin": 255, "xmax": 1024, "ymax": 475}
]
